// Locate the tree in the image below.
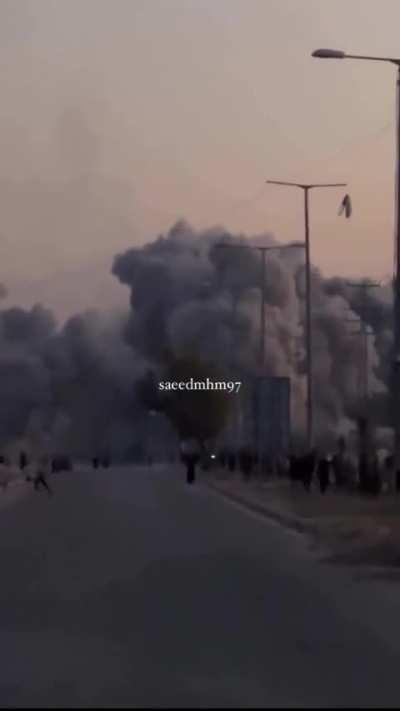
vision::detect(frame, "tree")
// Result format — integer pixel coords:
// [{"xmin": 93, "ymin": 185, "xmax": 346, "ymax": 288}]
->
[
  {"xmin": 160, "ymin": 354, "xmax": 232, "ymax": 446},
  {"xmin": 135, "ymin": 368, "xmax": 164, "ymax": 412}
]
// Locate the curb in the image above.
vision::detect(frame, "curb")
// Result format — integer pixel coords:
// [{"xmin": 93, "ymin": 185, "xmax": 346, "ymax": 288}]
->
[{"xmin": 205, "ymin": 480, "xmax": 316, "ymax": 535}]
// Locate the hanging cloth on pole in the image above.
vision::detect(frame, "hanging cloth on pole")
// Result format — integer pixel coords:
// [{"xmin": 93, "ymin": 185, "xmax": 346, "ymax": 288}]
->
[{"xmin": 338, "ymin": 193, "xmax": 352, "ymax": 218}]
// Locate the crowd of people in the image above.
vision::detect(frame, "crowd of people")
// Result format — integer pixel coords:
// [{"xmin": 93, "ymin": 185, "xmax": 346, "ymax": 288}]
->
[
  {"xmin": 92, "ymin": 455, "xmax": 110, "ymax": 469},
  {"xmin": 0, "ymin": 449, "xmax": 114, "ymax": 497},
  {"xmin": 214, "ymin": 440, "xmax": 397, "ymax": 496}
]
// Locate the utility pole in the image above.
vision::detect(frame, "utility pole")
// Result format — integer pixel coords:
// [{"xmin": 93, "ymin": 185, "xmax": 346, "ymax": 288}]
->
[
  {"xmin": 260, "ymin": 250, "xmax": 267, "ymax": 369},
  {"xmin": 215, "ymin": 240, "xmax": 305, "ymax": 473},
  {"xmin": 346, "ymin": 281, "xmax": 380, "ymax": 492},
  {"xmin": 215, "ymin": 241, "xmax": 305, "ymax": 370},
  {"xmin": 345, "ymin": 312, "xmax": 371, "ymax": 409},
  {"xmin": 346, "ymin": 281, "xmax": 380, "ymax": 410},
  {"xmin": 345, "ymin": 314, "xmax": 375, "ymax": 410},
  {"xmin": 313, "ymin": 46, "xmax": 400, "ymax": 510},
  {"xmin": 266, "ymin": 180, "xmax": 347, "ymax": 451},
  {"xmin": 393, "ymin": 63, "xmax": 400, "ymax": 488}
]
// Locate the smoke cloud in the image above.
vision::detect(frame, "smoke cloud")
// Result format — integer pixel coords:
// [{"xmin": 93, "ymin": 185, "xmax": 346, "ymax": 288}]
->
[
  {"xmin": 112, "ymin": 221, "xmax": 392, "ymax": 449},
  {"xmin": 0, "ymin": 219, "xmax": 392, "ymax": 459}
]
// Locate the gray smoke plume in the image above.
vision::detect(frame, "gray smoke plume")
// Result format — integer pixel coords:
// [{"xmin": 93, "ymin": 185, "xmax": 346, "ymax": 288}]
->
[
  {"xmin": 0, "ymin": 220, "xmax": 392, "ymax": 459},
  {"xmin": 0, "ymin": 1, "xmax": 393, "ymax": 456},
  {"xmin": 113, "ymin": 221, "xmax": 392, "ymax": 446},
  {"xmin": 0, "ymin": 304, "xmax": 149, "ymax": 460}
]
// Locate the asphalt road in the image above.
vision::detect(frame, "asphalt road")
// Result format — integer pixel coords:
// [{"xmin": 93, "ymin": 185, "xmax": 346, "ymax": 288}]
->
[{"xmin": 0, "ymin": 463, "xmax": 399, "ymax": 708}]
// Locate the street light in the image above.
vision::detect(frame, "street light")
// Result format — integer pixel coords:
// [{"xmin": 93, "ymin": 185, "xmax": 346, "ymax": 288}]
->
[
  {"xmin": 266, "ymin": 180, "xmax": 347, "ymax": 450},
  {"xmin": 216, "ymin": 240, "xmax": 305, "ymax": 473},
  {"xmin": 312, "ymin": 46, "xmax": 400, "ymax": 482},
  {"xmin": 312, "ymin": 49, "xmax": 346, "ymax": 59},
  {"xmin": 312, "ymin": 48, "xmax": 400, "ymax": 64}
]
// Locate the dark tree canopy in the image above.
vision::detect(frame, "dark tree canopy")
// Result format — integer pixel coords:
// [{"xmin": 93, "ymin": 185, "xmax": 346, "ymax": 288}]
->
[{"xmin": 160, "ymin": 355, "xmax": 232, "ymax": 444}]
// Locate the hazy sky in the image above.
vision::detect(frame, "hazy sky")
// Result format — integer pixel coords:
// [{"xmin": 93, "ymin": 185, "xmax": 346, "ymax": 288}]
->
[{"xmin": 1, "ymin": 0, "xmax": 399, "ymax": 320}]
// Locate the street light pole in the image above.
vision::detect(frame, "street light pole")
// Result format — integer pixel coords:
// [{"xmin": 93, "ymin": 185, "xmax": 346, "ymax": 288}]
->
[
  {"xmin": 215, "ymin": 240, "xmax": 305, "ymax": 472},
  {"xmin": 215, "ymin": 241, "xmax": 305, "ymax": 370},
  {"xmin": 304, "ymin": 187, "xmax": 312, "ymax": 452},
  {"xmin": 346, "ymin": 281, "xmax": 380, "ymax": 410},
  {"xmin": 266, "ymin": 180, "xmax": 346, "ymax": 450},
  {"xmin": 312, "ymin": 46, "xmax": 400, "ymax": 485},
  {"xmin": 260, "ymin": 249, "xmax": 267, "ymax": 369},
  {"xmin": 394, "ymin": 66, "xmax": 400, "ymax": 486}
]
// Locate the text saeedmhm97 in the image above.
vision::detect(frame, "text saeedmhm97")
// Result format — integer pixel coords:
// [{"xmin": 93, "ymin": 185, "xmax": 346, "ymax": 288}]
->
[{"xmin": 158, "ymin": 380, "xmax": 242, "ymax": 394}]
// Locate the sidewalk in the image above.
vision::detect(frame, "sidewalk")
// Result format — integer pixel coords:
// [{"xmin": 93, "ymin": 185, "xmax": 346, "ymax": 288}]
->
[{"xmin": 204, "ymin": 470, "xmax": 400, "ymax": 570}]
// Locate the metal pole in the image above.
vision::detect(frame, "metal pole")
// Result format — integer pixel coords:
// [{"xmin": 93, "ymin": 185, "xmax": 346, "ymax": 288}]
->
[
  {"xmin": 215, "ymin": 239, "xmax": 305, "ymax": 474},
  {"xmin": 304, "ymin": 187, "xmax": 313, "ymax": 450},
  {"xmin": 360, "ymin": 316, "xmax": 368, "ymax": 410},
  {"xmin": 260, "ymin": 249, "xmax": 266, "ymax": 370},
  {"xmin": 311, "ymin": 50, "xmax": 400, "ymax": 481},
  {"xmin": 359, "ymin": 287, "xmax": 367, "ymax": 409},
  {"xmin": 364, "ymin": 322, "xmax": 369, "ymax": 406},
  {"xmin": 257, "ymin": 249, "xmax": 267, "ymax": 476},
  {"xmin": 394, "ymin": 66, "xmax": 400, "ymax": 484},
  {"xmin": 346, "ymin": 280, "xmax": 379, "ymax": 408},
  {"xmin": 362, "ymin": 287, "xmax": 369, "ymax": 410},
  {"xmin": 267, "ymin": 180, "xmax": 345, "ymax": 452}
]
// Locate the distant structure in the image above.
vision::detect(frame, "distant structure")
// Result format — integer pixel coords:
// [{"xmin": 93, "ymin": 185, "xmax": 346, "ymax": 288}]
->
[{"xmin": 236, "ymin": 375, "xmax": 291, "ymax": 460}]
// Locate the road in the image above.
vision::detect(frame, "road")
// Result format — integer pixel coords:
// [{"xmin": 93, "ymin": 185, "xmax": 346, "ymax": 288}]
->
[{"xmin": 0, "ymin": 463, "xmax": 400, "ymax": 708}]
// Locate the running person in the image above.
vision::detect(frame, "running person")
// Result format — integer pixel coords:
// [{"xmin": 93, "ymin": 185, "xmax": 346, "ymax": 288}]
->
[{"xmin": 33, "ymin": 454, "xmax": 53, "ymax": 496}]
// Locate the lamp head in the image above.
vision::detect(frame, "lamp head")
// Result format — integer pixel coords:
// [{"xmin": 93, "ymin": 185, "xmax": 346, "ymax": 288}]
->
[{"xmin": 312, "ymin": 48, "xmax": 346, "ymax": 59}]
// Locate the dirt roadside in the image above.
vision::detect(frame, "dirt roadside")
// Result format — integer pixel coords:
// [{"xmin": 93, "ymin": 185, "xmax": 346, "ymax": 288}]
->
[{"xmin": 204, "ymin": 471, "xmax": 400, "ymax": 573}]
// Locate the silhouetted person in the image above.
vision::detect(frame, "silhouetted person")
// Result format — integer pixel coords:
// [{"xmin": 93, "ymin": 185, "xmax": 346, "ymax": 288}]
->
[
  {"xmin": 384, "ymin": 454, "xmax": 395, "ymax": 492},
  {"xmin": 34, "ymin": 455, "xmax": 53, "ymax": 497},
  {"xmin": 239, "ymin": 448, "xmax": 253, "ymax": 480},
  {"xmin": 358, "ymin": 452, "xmax": 368, "ymax": 493},
  {"xmin": 302, "ymin": 455, "xmax": 313, "ymax": 492},
  {"xmin": 332, "ymin": 436, "xmax": 347, "ymax": 487},
  {"xmin": 370, "ymin": 452, "xmax": 382, "ymax": 496},
  {"xmin": 262, "ymin": 455, "xmax": 272, "ymax": 478},
  {"xmin": 317, "ymin": 457, "xmax": 330, "ymax": 494},
  {"xmin": 396, "ymin": 466, "xmax": 400, "ymax": 493},
  {"xmin": 180, "ymin": 440, "xmax": 201, "ymax": 484},
  {"xmin": 291, "ymin": 450, "xmax": 316, "ymax": 492},
  {"xmin": 219, "ymin": 450, "xmax": 227, "ymax": 468},
  {"xmin": 227, "ymin": 452, "xmax": 236, "ymax": 472},
  {"xmin": 332, "ymin": 453, "xmax": 344, "ymax": 488},
  {"xmin": 19, "ymin": 451, "xmax": 27, "ymax": 471},
  {"xmin": 186, "ymin": 454, "xmax": 199, "ymax": 484},
  {"xmin": 0, "ymin": 456, "xmax": 9, "ymax": 491},
  {"xmin": 92, "ymin": 457, "xmax": 99, "ymax": 469},
  {"xmin": 289, "ymin": 455, "xmax": 299, "ymax": 484}
]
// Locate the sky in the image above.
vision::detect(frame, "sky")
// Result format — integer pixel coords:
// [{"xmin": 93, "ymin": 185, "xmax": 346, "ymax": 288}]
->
[{"xmin": 0, "ymin": 0, "xmax": 399, "ymax": 322}]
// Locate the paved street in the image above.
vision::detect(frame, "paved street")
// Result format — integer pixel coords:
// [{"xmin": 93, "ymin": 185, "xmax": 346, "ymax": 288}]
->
[{"xmin": 0, "ymin": 464, "xmax": 400, "ymax": 707}]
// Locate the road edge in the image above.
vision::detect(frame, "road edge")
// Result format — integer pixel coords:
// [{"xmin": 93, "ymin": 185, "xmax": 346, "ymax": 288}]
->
[{"xmin": 204, "ymin": 479, "xmax": 316, "ymax": 536}]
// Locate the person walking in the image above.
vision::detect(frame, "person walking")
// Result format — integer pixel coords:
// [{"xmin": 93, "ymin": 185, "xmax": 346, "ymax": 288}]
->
[
  {"xmin": 180, "ymin": 439, "xmax": 201, "ymax": 484},
  {"xmin": 33, "ymin": 454, "xmax": 53, "ymax": 497},
  {"xmin": 19, "ymin": 451, "xmax": 28, "ymax": 472},
  {"xmin": 317, "ymin": 456, "xmax": 331, "ymax": 494},
  {"xmin": 0, "ymin": 456, "xmax": 10, "ymax": 491}
]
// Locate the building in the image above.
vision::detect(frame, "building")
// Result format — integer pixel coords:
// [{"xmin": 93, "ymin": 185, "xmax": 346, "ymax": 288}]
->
[{"xmin": 220, "ymin": 375, "xmax": 291, "ymax": 460}]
